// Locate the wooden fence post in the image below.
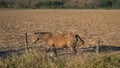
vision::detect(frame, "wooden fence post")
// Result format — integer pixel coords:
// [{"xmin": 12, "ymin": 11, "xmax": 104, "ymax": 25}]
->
[
  {"xmin": 96, "ymin": 39, "xmax": 100, "ymax": 55},
  {"xmin": 25, "ymin": 33, "xmax": 28, "ymax": 51}
]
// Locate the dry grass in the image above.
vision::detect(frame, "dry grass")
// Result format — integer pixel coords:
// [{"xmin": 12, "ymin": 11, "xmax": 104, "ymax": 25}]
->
[{"xmin": 0, "ymin": 49, "xmax": 119, "ymax": 68}]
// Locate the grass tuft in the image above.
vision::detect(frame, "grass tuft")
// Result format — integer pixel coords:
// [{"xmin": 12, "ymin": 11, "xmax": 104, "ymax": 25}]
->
[{"xmin": 0, "ymin": 49, "xmax": 119, "ymax": 68}]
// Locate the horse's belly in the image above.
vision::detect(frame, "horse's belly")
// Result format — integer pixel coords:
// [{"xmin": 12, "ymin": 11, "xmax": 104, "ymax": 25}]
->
[{"xmin": 54, "ymin": 42, "xmax": 66, "ymax": 48}]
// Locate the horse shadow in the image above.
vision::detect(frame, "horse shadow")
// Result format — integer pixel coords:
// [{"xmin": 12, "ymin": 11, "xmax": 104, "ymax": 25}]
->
[
  {"xmin": 0, "ymin": 48, "xmax": 25, "ymax": 58},
  {"xmin": 98, "ymin": 45, "xmax": 120, "ymax": 52},
  {"xmin": 0, "ymin": 45, "xmax": 119, "ymax": 58},
  {"xmin": 57, "ymin": 45, "xmax": 120, "ymax": 56},
  {"xmin": 0, "ymin": 46, "xmax": 45, "ymax": 58},
  {"xmin": 81, "ymin": 45, "xmax": 120, "ymax": 53}
]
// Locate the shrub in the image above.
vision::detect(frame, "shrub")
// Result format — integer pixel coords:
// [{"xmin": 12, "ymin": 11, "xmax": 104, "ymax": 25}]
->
[
  {"xmin": 112, "ymin": 0, "xmax": 120, "ymax": 9},
  {"xmin": 0, "ymin": 1, "xmax": 8, "ymax": 8},
  {"xmin": 100, "ymin": 0, "xmax": 112, "ymax": 8},
  {"xmin": 34, "ymin": 1, "xmax": 64, "ymax": 8}
]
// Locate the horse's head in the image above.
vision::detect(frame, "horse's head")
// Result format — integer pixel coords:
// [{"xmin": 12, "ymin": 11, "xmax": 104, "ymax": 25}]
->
[
  {"xmin": 32, "ymin": 32, "xmax": 52, "ymax": 44},
  {"xmin": 32, "ymin": 32, "xmax": 40, "ymax": 44}
]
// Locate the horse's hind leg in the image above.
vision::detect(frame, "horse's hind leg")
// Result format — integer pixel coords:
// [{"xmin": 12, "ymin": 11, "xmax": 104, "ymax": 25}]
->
[
  {"xmin": 73, "ymin": 46, "xmax": 77, "ymax": 54},
  {"xmin": 52, "ymin": 46, "xmax": 57, "ymax": 56},
  {"xmin": 70, "ymin": 46, "xmax": 77, "ymax": 54}
]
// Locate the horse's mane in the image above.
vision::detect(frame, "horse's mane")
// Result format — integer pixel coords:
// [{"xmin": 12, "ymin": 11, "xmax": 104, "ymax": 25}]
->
[{"xmin": 35, "ymin": 32, "xmax": 52, "ymax": 35}]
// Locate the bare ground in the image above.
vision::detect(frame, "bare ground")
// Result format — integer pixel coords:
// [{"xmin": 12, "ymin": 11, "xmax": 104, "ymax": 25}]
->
[{"xmin": 0, "ymin": 9, "xmax": 120, "ymax": 58}]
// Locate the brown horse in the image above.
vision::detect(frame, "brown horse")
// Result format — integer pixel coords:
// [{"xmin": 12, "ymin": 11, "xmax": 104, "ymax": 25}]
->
[{"xmin": 32, "ymin": 32, "xmax": 84, "ymax": 56}]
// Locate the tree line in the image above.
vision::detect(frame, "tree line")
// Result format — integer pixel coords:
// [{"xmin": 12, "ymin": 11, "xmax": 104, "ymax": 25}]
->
[{"xmin": 0, "ymin": 0, "xmax": 120, "ymax": 9}]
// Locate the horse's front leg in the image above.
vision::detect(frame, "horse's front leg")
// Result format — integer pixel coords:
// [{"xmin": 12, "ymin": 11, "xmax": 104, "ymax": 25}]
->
[
  {"xmin": 46, "ymin": 46, "xmax": 50, "ymax": 53},
  {"xmin": 52, "ymin": 46, "xmax": 57, "ymax": 56}
]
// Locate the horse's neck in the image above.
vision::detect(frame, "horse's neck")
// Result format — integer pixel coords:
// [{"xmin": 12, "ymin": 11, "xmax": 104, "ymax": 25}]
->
[{"xmin": 40, "ymin": 34, "xmax": 52, "ymax": 41}]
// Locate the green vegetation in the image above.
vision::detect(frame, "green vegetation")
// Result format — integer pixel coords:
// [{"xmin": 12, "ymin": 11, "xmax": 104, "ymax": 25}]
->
[
  {"xmin": 0, "ymin": 0, "xmax": 120, "ymax": 9},
  {"xmin": 35, "ymin": 1, "xmax": 64, "ymax": 9},
  {"xmin": 100, "ymin": 0, "xmax": 112, "ymax": 7},
  {"xmin": 0, "ymin": 49, "xmax": 119, "ymax": 68}
]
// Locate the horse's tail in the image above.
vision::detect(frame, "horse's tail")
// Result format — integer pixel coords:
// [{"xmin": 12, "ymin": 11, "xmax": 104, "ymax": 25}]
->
[{"xmin": 75, "ymin": 34, "xmax": 84, "ymax": 45}]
